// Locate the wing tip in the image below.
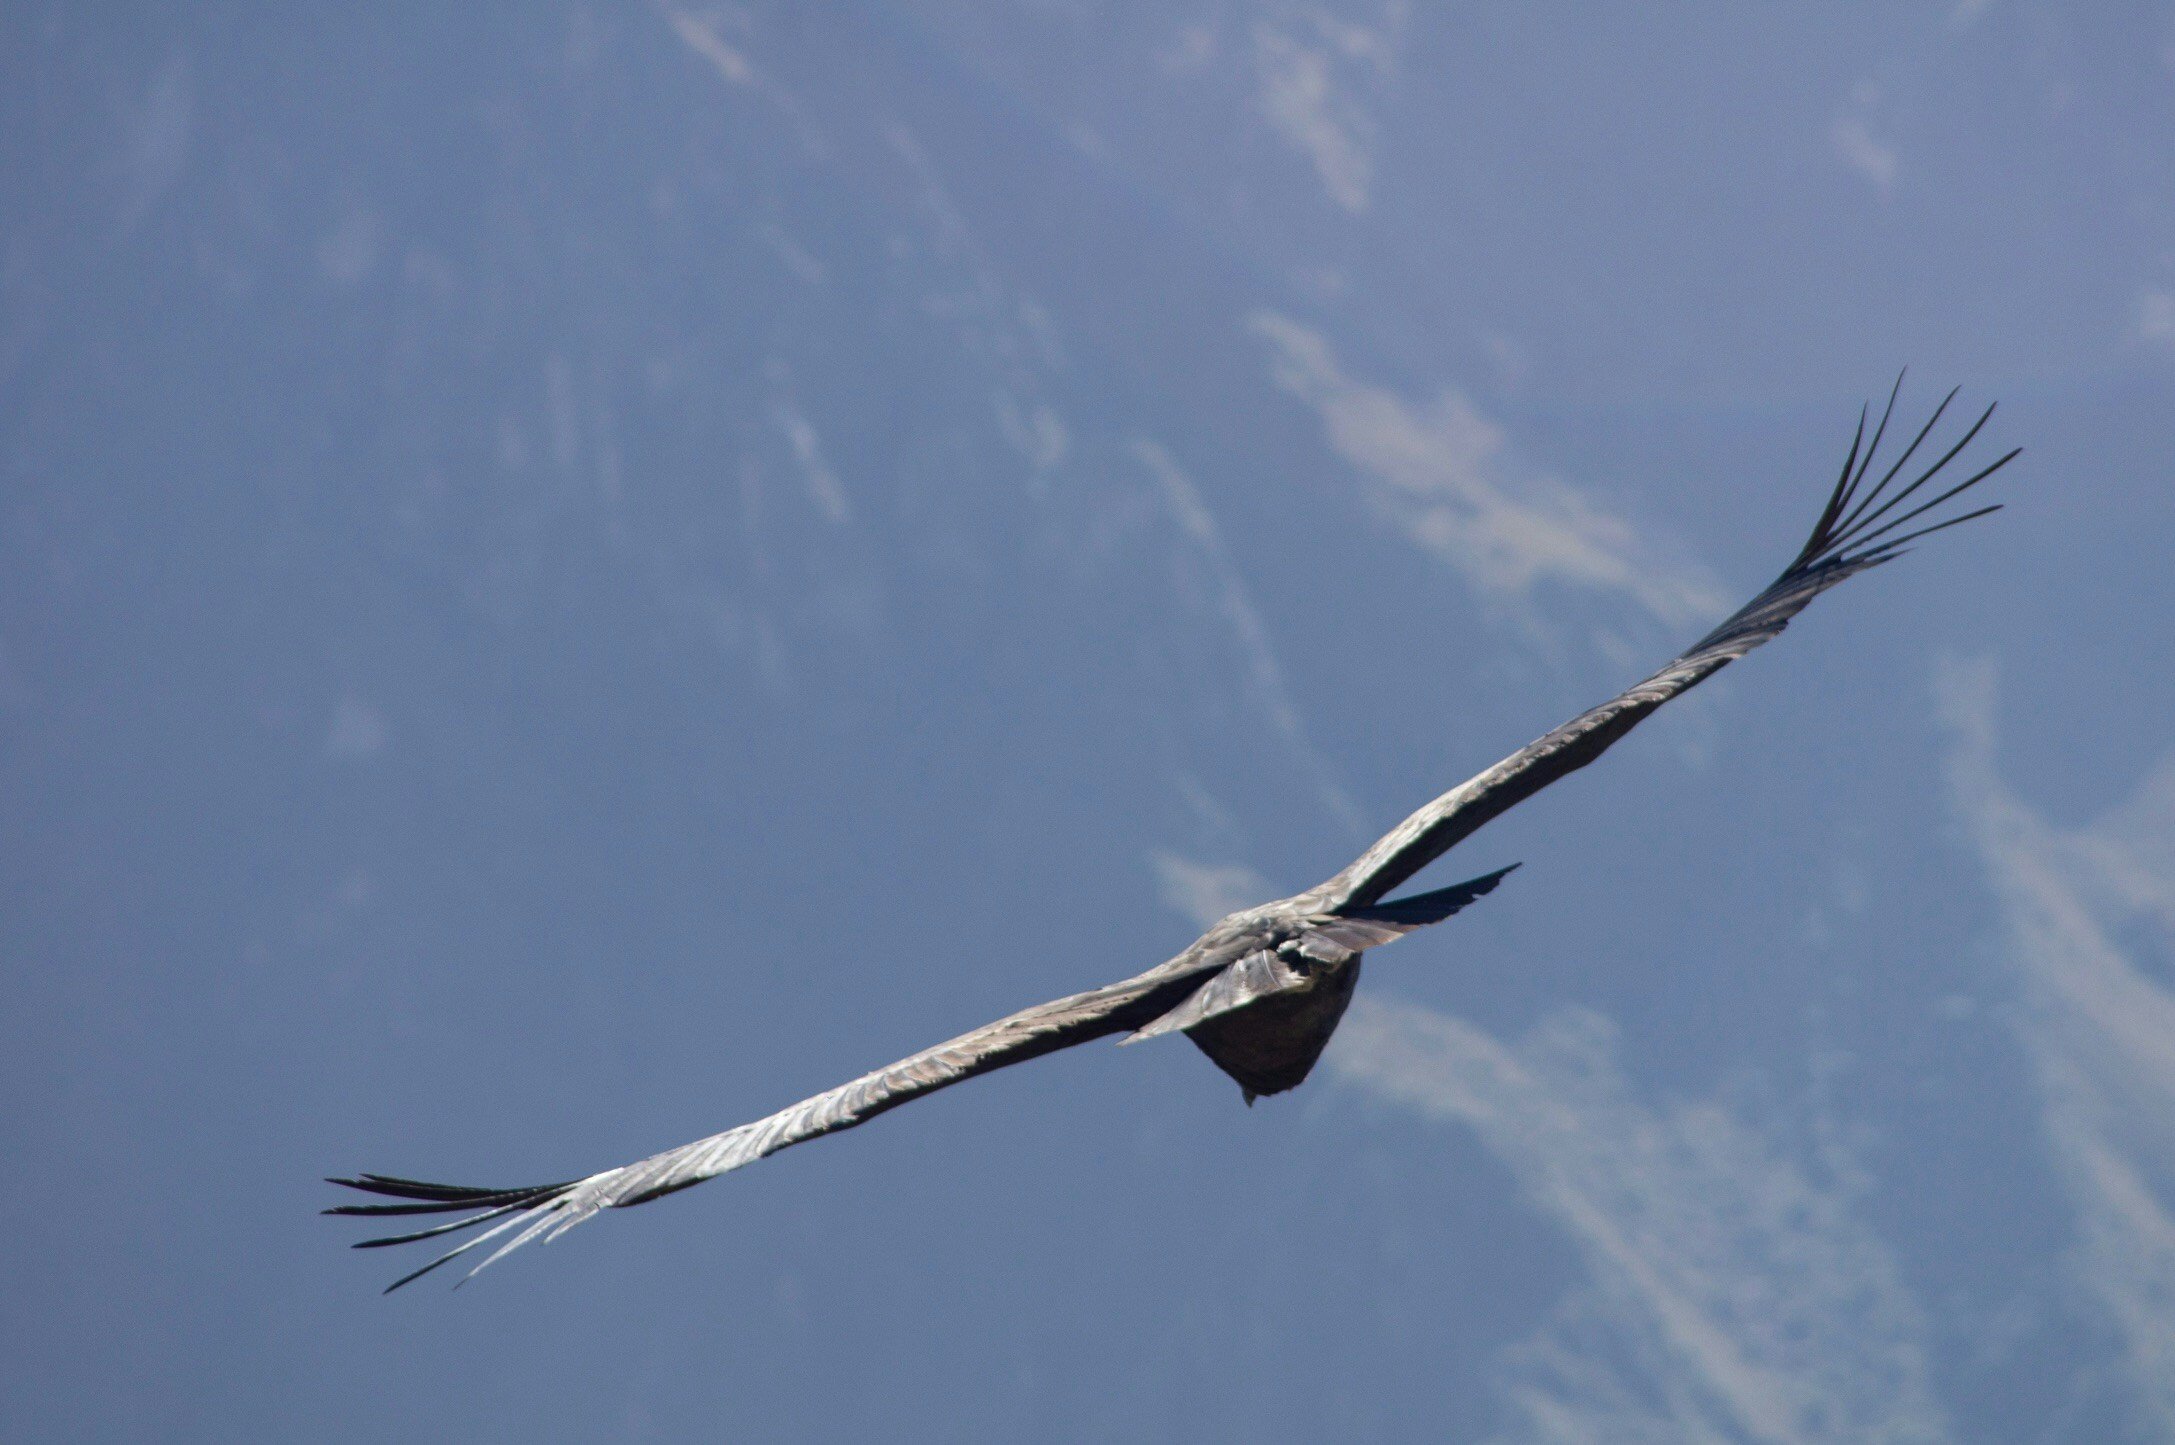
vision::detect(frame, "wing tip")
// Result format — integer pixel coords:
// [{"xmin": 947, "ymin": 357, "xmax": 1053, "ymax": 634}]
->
[
  {"xmin": 328, "ymin": 1169, "xmax": 590, "ymax": 1291},
  {"xmin": 1797, "ymin": 380, "xmax": 2015, "ymax": 575}
]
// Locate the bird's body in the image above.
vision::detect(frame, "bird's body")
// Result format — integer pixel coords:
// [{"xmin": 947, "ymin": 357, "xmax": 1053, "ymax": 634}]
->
[
  {"xmin": 1185, "ymin": 952, "xmax": 1364, "ymax": 1102},
  {"xmin": 332, "ymin": 381, "xmax": 2019, "ymax": 1291}
]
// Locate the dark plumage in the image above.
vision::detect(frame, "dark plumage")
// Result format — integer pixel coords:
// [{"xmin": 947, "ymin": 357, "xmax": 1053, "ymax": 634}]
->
[{"xmin": 330, "ymin": 379, "xmax": 2017, "ymax": 1291}]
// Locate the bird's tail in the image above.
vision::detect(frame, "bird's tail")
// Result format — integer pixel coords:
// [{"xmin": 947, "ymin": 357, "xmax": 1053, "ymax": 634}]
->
[{"xmin": 1339, "ymin": 863, "xmax": 1521, "ymax": 929}]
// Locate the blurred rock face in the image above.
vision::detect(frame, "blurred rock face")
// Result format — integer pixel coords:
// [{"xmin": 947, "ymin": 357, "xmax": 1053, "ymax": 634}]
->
[{"xmin": 3, "ymin": 6, "xmax": 2172, "ymax": 1441}]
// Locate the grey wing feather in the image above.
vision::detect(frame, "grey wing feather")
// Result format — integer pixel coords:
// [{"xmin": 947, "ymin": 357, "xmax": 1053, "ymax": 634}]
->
[
  {"xmin": 1123, "ymin": 950, "xmax": 1304, "ymax": 1044},
  {"xmin": 1126, "ymin": 863, "xmax": 1521, "ymax": 1042},
  {"xmin": 1313, "ymin": 864, "xmax": 1522, "ymax": 951},
  {"xmin": 1305, "ymin": 380, "xmax": 2017, "ymax": 913},
  {"xmin": 328, "ymin": 963, "xmax": 1208, "ymax": 1290}
]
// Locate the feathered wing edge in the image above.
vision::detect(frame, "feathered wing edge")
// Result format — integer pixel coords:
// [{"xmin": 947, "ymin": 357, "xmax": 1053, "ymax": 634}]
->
[
  {"xmin": 1310, "ymin": 376, "xmax": 2019, "ymax": 912},
  {"xmin": 329, "ymin": 966, "xmax": 1209, "ymax": 1291}
]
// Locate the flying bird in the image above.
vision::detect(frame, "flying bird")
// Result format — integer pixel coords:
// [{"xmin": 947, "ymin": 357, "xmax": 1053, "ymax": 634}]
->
[{"xmin": 331, "ymin": 380, "xmax": 2018, "ymax": 1291}]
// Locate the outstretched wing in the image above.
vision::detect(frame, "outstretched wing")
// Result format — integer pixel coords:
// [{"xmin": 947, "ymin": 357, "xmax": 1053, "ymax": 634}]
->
[
  {"xmin": 1306, "ymin": 379, "xmax": 2018, "ymax": 913},
  {"xmin": 330, "ymin": 964, "xmax": 1207, "ymax": 1291}
]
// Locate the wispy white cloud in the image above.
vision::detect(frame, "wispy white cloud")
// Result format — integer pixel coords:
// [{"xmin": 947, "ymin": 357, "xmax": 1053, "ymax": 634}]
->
[
  {"xmin": 659, "ymin": 6, "xmax": 825, "ymax": 155},
  {"xmin": 997, "ymin": 393, "xmax": 1070, "ymax": 475},
  {"xmin": 1252, "ymin": 24, "xmax": 1379, "ymax": 212},
  {"xmin": 1152, "ymin": 851, "xmax": 1273, "ymax": 930},
  {"xmin": 1330, "ymin": 999, "xmax": 1949, "ymax": 1443},
  {"xmin": 2138, "ymin": 289, "xmax": 2175, "ymax": 348},
  {"xmin": 1166, "ymin": 4, "xmax": 1402, "ymax": 212},
  {"xmin": 1251, "ymin": 313, "xmax": 1725, "ymax": 630},
  {"xmin": 1939, "ymin": 658, "xmax": 2175, "ymax": 1429},
  {"xmin": 1158, "ymin": 21, "xmax": 1221, "ymax": 74},
  {"xmin": 1135, "ymin": 438, "xmax": 1361, "ymax": 829},
  {"xmin": 882, "ymin": 123, "xmax": 1068, "ymax": 384},
  {"xmin": 664, "ymin": 6, "xmax": 754, "ymax": 86},
  {"xmin": 1831, "ymin": 86, "xmax": 1899, "ymax": 195},
  {"xmin": 769, "ymin": 400, "xmax": 850, "ymax": 524},
  {"xmin": 1305, "ymin": 3, "xmax": 1405, "ymax": 73},
  {"xmin": 759, "ymin": 222, "xmax": 826, "ymax": 286}
]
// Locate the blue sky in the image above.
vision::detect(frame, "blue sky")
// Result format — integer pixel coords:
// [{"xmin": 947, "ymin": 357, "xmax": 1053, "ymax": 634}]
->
[{"xmin": 4, "ymin": 5, "xmax": 2173, "ymax": 1440}]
